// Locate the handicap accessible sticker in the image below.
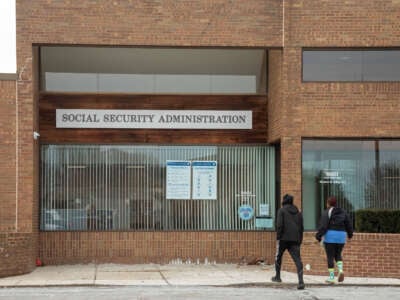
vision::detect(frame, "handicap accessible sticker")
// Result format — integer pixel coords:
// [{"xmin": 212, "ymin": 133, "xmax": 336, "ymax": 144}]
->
[{"xmin": 238, "ymin": 204, "xmax": 254, "ymax": 221}]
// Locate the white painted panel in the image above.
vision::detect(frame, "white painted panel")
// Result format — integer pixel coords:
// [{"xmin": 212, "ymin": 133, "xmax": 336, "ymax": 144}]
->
[
  {"xmin": 98, "ymin": 74, "xmax": 155, "ymax": 93},
  {"xmin": 45, "ymin": 72, "xmax": 97, "ymax": 92},
  {"xmin": 211, "ymin": 75, "xmax": 256, "ymax": 93}
]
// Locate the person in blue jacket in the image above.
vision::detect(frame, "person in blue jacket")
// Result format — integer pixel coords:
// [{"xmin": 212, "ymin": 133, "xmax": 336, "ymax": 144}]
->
[{"xmin": 316, "ymin": 196, "xmax": 353, "ymax": 284}]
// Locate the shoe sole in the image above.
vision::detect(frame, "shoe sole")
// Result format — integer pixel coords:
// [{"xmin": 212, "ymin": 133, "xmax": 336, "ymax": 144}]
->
[
  {"xmin": 325, "ymin": 280, "xmax": 335, "ymax": 284},
  {"xmin": 338, "ymin": 272, "xmax": 344, "ymax": 282}
]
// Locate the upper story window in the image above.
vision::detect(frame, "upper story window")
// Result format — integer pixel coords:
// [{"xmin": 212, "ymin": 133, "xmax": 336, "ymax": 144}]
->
[
  {"xmin": 303, "ymin": 49, "xmax": 400, "ymax": 82},
  {"xmin": 40, "ymin": 47, "xmax": 267, "ymax": 94}
]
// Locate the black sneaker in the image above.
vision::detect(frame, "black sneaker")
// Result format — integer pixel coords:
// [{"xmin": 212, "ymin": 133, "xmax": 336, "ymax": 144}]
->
[
  {"xmin": 271, "ymin": 276, "xmax": 282, "ymax": 283},
  {"xmin": 297, "ymin": 283, "xmax": 305, "ymax": 290}
]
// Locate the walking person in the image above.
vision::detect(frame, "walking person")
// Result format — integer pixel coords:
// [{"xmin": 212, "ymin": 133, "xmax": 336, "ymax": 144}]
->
[
  {"xmin": 315, "ymin": 196, "xmax": 353, "ymax": 284},
  {"xmin": 271, "ymin": 194, "xmax": 305, "ymax": 290}
]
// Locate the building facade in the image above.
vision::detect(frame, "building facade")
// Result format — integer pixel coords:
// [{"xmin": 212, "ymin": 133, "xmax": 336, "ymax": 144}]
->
[{"xmin": 1, "ymin": 0, "xmax": 400, "ymax": 278}]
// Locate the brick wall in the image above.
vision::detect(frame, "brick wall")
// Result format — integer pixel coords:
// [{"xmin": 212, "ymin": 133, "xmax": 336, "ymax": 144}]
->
[
  {"xmin": 268, "ymin": 50, "xmax": 283, "ymax": 143},
  {"xmin": 285, "ymin": 0, "xmax": 400, "ymax": 47},
  {"xmin": 17, "ymin": 0, "xmax": 282, "ymax": 49},
  {"xmin": 274, "ymin": 1, "xmax": 400, "ymax": 279},
  {"xmin": 0, "ymin": 81, "xmax": 37, "ymax": 278},
  {"xmin": 40, "ymin": 232, "xmax": 277, "ymax": 266},
  {"xmin": 0, "ymin": 233, "xmax": 36, "ymax": 278},
  {"xmin": 0, "ymin": 80, "xmax": 16, "ymax": 232},
  {"xmin": 0, "ymin": 0, "xmax": 398, "ymax": 278},
  {"xmin": 283, "ymin": 233, "xmax": 400, "ymax": 278},
  {"xmin": 39, "ymin": 231, "xmax": 400, "ymax": 278},
  {"xmin": 5, "ymin": 0, "xmax": 283, "ymax": 277},
  {"xmin": 276, "ymin": 1, "xmax": 400, "ymax": 204}
]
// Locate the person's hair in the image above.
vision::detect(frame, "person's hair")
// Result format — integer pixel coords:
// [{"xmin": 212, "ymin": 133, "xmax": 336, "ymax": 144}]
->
[
  {"xmin": 282, "ymin": 194, "xmax": 294, "ymax": 205},
  {"xmin": 327, "ymin": 196, "xmax": 337, "ymax": 207}
]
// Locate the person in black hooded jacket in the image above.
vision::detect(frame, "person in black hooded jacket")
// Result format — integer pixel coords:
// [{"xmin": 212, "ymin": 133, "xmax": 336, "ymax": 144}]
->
[{"xmin": 271, "ymin": 194, "xmax": 305, "ymax": 290}]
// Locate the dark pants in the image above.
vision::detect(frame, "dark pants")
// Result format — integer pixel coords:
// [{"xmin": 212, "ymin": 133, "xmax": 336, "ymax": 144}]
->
[
  {"xmin": 324, "ymin": 243, "xmax": 344, "ymax": 268},
  {"xmin": 275, "ymin": 240, "xmax": 304, "ymax": 283}
]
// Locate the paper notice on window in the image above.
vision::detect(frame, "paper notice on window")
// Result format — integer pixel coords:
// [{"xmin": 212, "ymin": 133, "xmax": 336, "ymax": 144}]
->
[
  {"xmin": 166, "ymin": 161, "xmax": 191, "ymax": 199},
  {"xmin": 192, "ymin": 161, "xmax": 217, "ymax": 200},
  {"xmin": 259, "ymin": 204, "xmax": 269, "ymax": 216}
]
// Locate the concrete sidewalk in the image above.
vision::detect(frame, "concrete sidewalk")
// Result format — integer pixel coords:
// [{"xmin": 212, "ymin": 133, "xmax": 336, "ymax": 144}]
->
[{"xmin": 0, "ymin": 264, "xmax": 399, "ymax": 287}]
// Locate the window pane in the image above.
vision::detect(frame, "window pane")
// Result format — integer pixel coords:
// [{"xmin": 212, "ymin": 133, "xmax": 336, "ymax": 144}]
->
[
  {"xmin": 40, "ymin": 47, "xmax": 267, "ymax": 94},
  {"xmin": 362, "ymin": 51, "xmax": 400, "ymax": 81},
  {"xmin": 303, "ymin": 51, "xmax": 362, "ymax": 81},
  {"xmin": 302, "ymin": 140, "xmax": 375, "ymax": 230},
  {"xmin": 40, "ymin": 145, "xmax": 275, "ymax": 231},
  {"xmin": 373, "ymin": 141, "xmax": 400, "ymax": 209},
  {"xmin": 303, "ymin": 50, "xmax": 400, "ymax": 82}
]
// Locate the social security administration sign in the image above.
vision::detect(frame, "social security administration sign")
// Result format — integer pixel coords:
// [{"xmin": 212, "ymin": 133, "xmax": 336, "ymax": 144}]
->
[{"xmin": 56, "ymin": 109, "xmax": 252, "ymax": 129}]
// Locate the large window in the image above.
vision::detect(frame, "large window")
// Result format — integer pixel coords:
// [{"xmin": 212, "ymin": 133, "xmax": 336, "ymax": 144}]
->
[
  {"xmin": 302, "ymin": 140, "xmax": 400, "ymax": 230},
  {"xmin": 40, "ymin": 145, "xmax": 275, "ymax": 231},
  {"xmin": 303, "ymin": 50, "xmax": 400, "ymax": 82},
  {"xmin": 40, "ymin": 47, "xmax": 267, "ymax": 94}
]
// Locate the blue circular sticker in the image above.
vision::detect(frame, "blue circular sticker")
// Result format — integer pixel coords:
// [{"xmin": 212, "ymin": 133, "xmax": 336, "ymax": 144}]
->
[{"xmin": 238, "ymin": 204, "xmax": 254, "ymax": 221}]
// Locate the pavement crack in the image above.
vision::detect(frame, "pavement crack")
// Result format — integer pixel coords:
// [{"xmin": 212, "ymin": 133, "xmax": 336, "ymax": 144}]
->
[
  {"xmin": 298, "ymin": 289, "xmax": 319, "ymax": 300},
  {"xmin": 159, "ymin": 270, "xmax": 171, "ymax": 286},
  {"xmin": 94, "ymin": 263, "xmax": 98, "ymax": 283}
]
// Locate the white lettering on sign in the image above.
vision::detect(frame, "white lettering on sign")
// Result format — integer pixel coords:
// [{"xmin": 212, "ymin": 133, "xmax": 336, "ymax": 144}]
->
[{"xmin": 56, "ymin": 109, "xmax": 252, "ymax": 129}]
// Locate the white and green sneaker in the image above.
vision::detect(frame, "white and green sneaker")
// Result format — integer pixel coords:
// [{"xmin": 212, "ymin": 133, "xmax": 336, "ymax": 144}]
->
[
  {"xmin": 325, "ymin": 277, "xmax": 336, "ymax": 284},
  {"xmin": 326, "ymin": 268, "xmax": 335, "ymax": 284}
]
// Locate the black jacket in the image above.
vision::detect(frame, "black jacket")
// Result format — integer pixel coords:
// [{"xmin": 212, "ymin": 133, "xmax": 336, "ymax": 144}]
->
[
  {"xmin": 315, "ymin": 207, "xmax": 354, "ymax": 242},
  {"xmin": 276, "ymin": 204, "xmax": 304, "ymax": 244}
]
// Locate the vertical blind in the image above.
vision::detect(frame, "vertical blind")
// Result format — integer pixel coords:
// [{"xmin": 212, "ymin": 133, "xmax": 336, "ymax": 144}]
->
[{"xmin": 40, "ymin": 145, "xmax": 275, "ymax": 231}]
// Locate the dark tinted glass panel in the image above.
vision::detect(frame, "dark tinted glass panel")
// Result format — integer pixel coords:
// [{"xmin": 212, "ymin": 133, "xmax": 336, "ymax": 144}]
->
[
  {"xmin": 303, "ymin": 51, "xmax": 362, "ymax": 81},
  {"xmin": 302, "ymin": 140, "xmax": 376, "ymax": 230},
  {"xmin": 362, "ymin": 51, "xmax": 400, "ymax": 81},
  {"xmin": 375, "ymin": 141, "xmax": 400, "ymax": 209},
  {"xmin": 303, "ymin": 50, "xmax": 400, "ymax": 82},
  {"xmin": 302, "ymin": 139, "xmax": 400, "ymax": 230}
]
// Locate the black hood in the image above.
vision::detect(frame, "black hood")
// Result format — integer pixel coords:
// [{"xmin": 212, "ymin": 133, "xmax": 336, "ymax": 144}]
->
[
  {"xmin": 331, "ymin": 207, "xmax": 345, "ymax": 216},
  {"xmin": 282, "ymin": 194, "xmax": 294, "ymax": 206},
  {"xmin": 283, "ymin": 204, "xmax": 299, "ymax": 215}
]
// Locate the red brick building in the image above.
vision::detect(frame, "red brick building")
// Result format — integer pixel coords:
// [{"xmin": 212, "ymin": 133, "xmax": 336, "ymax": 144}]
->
[{"xmin": 1, "ymin": 0, "xmax": 400, "ymax": 278}]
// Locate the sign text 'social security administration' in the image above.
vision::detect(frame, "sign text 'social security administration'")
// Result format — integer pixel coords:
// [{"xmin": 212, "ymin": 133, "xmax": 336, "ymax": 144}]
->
[{"xmin": 56, "ymin": 109, "xmax": 252, "ymax": 129}]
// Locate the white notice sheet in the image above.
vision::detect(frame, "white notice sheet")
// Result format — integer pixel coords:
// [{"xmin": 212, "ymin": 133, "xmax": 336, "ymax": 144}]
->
[
  {"xmin": 192, "ymin": 161, "xmax": 217, "ymax": 200},
  {"xmin": 166, "ymin": 161, "xmax": 191, "ymax": 199}
]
